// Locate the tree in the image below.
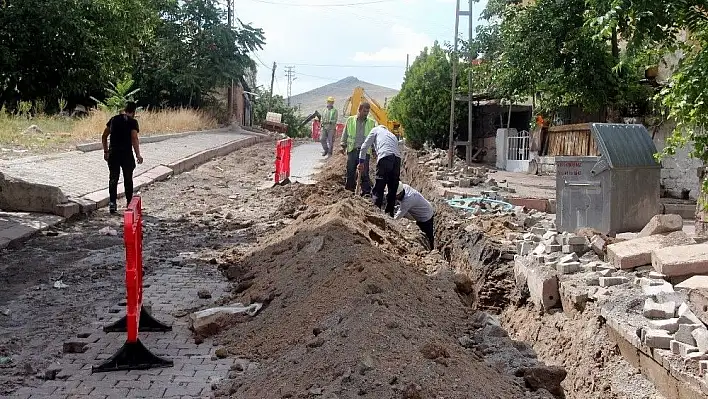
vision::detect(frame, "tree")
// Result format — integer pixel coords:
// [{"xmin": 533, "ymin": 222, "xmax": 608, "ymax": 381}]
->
[
  {"xmin": 252, "ymin": 88, "xmax": 308, "ymax": 138},
  {"xmin": 133, "ymin": 1, "xmax": 265, "ymax": 108},
  {"xmin": 389, "ymin": 42, "xmax": 466, "ymax": 149},
  {"xmin": 473, "ymin": 0, "xmax": 652, "ymax": 118}
]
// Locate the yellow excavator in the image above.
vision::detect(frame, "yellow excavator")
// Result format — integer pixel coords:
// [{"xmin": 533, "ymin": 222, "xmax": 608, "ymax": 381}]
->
[{"xmin": 342, "ymin": 87, "xmax": 403, "ymax": 138}]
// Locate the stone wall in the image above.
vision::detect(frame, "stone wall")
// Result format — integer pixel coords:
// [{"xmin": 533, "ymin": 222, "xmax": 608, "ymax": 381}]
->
[{"xmin": 653, "ymin": 123, "xmax": 702, "ymax": 200}]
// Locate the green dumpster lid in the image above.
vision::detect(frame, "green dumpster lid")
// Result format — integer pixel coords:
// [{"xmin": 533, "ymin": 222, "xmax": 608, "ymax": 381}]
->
[{"xmin": 590, "ymin": 123, "xmax": 660, "ymax": 169}]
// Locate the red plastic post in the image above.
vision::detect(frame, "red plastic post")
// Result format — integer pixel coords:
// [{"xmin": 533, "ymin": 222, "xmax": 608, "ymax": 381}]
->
[
  {"xmin": 312, "ymin": 120, "xmax": 321, "ymax": 141},
  {"xmin": 274, "ymin": 140, "xmax": 283, "ymax": 184},
  {"xmin": 282, "ymin": 138, "xmax": 292, "ymax": 179},
  {"xmin": 123, "ymin": 196, "xmax": 142, "ymax": 343}
]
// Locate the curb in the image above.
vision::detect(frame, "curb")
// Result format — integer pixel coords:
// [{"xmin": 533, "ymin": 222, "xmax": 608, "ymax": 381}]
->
[
  {"xmin": 74, "ymin": 133, "xmax": 273, "ymax": 213},
  {"xmin": 75, "ymin": 127, "xmax": 237, "ymax": 153},
  {"xmin": 0, "ymin": 133, "xmax": 274, "ymax": 250}
]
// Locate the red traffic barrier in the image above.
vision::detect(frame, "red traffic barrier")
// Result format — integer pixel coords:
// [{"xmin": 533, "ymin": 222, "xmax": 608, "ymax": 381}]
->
[
  {"xmin": 274, "ymin": 138, "xmax": 293, "ymax": 186},
  {"xmin": 93, "ymin": 196, "xmax": 173, "ymax": 373},
  {"xmin": 311, "ymin": 119, "xmax": 321, "ymax": 141},
  {"xmin": 335, "ymin": 123, "xmax": 344, "ymax": 138}
]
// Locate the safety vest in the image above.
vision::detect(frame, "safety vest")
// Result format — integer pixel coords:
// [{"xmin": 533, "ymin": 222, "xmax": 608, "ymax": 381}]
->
[
  {"xmin": 345, "ymin": 116, "xmax": 377, "ymax": 153},
  {"xmin": 321, "ymin": 107, "xmax": 337, "ymax": 124}
]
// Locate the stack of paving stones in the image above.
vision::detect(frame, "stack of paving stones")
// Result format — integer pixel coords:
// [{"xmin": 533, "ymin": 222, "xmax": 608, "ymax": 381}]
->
[
  {"xmin": 417, "ymin": 149, "xmax": 517, "ymax": 194},
  {"xmin": 512, "ymin": 213, "xmax": 708, "ymax": 395}
]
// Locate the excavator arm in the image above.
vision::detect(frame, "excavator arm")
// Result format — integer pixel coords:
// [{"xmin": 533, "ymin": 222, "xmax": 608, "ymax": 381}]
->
[
  {"xmin": 299, "ymin": 110, "xmax": 321, "ymax": 129},
  {"xmin": 342, "ymin": 87, "xmax": 402, "ymax": 137}
]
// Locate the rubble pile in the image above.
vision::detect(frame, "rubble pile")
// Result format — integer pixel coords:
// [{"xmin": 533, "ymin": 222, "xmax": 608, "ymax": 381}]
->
[
  {"xmin": 419, "ymin": 149, "xmax": 516, "ymax": 194},
  {"xmin": 512, "ymin": 212, "xmax": 708, "ymax": 393}
]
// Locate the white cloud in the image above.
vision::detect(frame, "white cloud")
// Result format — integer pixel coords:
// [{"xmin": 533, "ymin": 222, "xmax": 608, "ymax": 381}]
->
[{"xmin": 351, "ymin": 24, "xmax": 433, "ymax": 63}]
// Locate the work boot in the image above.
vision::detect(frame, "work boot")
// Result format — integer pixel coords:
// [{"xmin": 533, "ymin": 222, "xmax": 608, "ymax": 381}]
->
[{"xmin": 109, "ymin": 202, "xmax": 117, "ymax": 214}]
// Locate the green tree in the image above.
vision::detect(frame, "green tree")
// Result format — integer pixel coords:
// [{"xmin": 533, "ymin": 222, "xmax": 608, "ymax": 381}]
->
[
  {"xmin": 389, "ymin": 42, "xmax": 466, "ymax": 149},
  {"xmin": 253, "ymin": 88, "xmax": 308, "ymax": 138}
]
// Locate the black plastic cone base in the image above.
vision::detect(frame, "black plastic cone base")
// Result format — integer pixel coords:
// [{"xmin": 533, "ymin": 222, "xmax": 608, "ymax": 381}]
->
[
  {"xmin": 103, "ymin": 307, "xmax": 172, "ymax": 333},
  {"xmin": 272, "ymin": 177, "xmax": 291, "ymax": 187},
  {"xmin": 92, "ymin": 339, "xmax": 173, "ymax": 373}
]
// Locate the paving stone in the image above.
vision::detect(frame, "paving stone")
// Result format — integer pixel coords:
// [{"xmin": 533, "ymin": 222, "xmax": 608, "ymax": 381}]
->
[
  {"xmin": 644, "ymin": 329, "xmax": 674, "ymax": 349},
  {"xmin": 606, "ymin": 231, "xmax": 694, "ymax": 269},
  {"xmin": 653, "ymin": 243, "xmax": 708, "ymax": 277},
  {"xmin": 693, "ymin": 328, "xmax": 708, "ymax": 353},
  {"xmin": 599, "ymin": 276, "xmax": 629, "ymax": 287},
  {"xmin": 643, "ymin": 298, "xmax": 676, "ymax": 319},
  {"xmin": 671, "ymin": 339, "xmax": 699, "ymax": 356},
  {"xmin": 676, "ymin": 323, "xmax": 701, "ymax": 346},
  {"xmin": 638, "ymin": 214, "xmax": 684, "ymax": 238},
  {"xmin": 649, "ymin": 318, "xmax": 680, "ymax": 334},
  {"xmin": 557, "ymin": 262, "xmax": 581, "ymax": 275}
]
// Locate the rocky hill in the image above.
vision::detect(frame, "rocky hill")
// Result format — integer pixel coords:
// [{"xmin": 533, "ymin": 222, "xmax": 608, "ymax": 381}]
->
[{"xmin": 290, "ymin": 76, "xmax": 399, "ymax": 122}]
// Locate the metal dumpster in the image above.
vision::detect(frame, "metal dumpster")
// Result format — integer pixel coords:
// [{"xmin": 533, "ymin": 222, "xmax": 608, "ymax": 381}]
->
[{"xmin": 555, "ymin": 123, "xmax": 661, "ymax": 236}]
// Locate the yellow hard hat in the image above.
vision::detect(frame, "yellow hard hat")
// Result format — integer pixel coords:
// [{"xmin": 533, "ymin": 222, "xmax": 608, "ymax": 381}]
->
[{"xmin": 327, "ymin": 96, "xmax": 335, "ymax": 102}]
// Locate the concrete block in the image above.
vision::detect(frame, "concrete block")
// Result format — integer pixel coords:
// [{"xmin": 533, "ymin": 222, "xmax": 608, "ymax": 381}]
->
[
  {"xmin": 518, "ymin": 241, "xmax": 535, "ymax": 256},
  {"xmin": 639, "ymin": 214, "xmax": 684, "ymax": 238},
  {"xmin": 600, "ymin": 276, "xmax": 629, "ymax": 287},
  {"xmin": 545, "ymin": 244, "xmax": 562, "ymax": 253},
  {"xmin": 685, "ymin": 290, "xmax": 708, "ymax": 327},
  {"xmin": 700, "ymin": 360, "xmax": 708, "ymax": 377},
  {"xmin": 683, "ymin": 352, "xmax": 708, "ymax": 366},
  {"xmin": 53, "ymin": 202, "xmax": 79, "ymax": 219},
  {"xmin": 557, "ymin": 262, "xmax": 581, "ymax": 275},
  {"xmin": 559, "ymin": 253, "xmax": 579, "ymax": 264},
  {"xmin": 676, "ymin": 276, "xmax": 708, "ymax": 291},
  {"xmin": 671, "ymin": 340, "xmax": 699, "ymax": 356},
  {"xmin": 644, "ymin": 329, "xmax": 673, "ymax": 349},
  {"xmin": 0, "ymin": 171, "xmax": 68, "ymax": 213},
  {"xmin": 562, "ymin": 244, "xmax": 588, "ymax": 254},
  {"xmin": 568, "ymin": 235, "xmax": 590, "ymax": 246},
  {"xmin": 652, "ymin": 243, "xmax": 708, "ymax": 277},
  {"xmin": 532, "ymin": 243, "xmax": 546, "ymax": 256},
  {"xmin": 678, "ymin": 303, "xmax": 704, "ymax": 326},
  {"xmin": 523, "ymin": 264, "xmax": 560, "ymax": 311},
  {"xmin": 585, "ymin": 273, "xmax": 600, "ymax": 286},
  {"xmin": 692, "ymin": 328, "xmax": 708, "ymax": 352},
  {"xmin": 649, "ymin": 271, "xmax": 668, "ymax": 280},
  {"xmin": 643, "ymin": 298, "xmax": 676, "ymax": 319},
  {"xmin": 69, "ymin": 197, "xmax": 97, "ymax": 213},
  {"xmin": 650, "ymin": 318, "xmax": 680, "ymax": 334},
  {"xmin": 591, "ymin": 235, "xmax": 606, "ymax": 257},
  {"xmin": 459, "ymin": 178, "xmax": 472, "ymax": 188},
  {"xmin": 598, "ymin": 269, "xmax": 613, "ymax": 277},
  {"xmin": 543, "ymin": 231, "xmax": 558, "ymax": 241},
  {"xmin": 676, "ymin": 323, "xmax": 701, "ymax": 346},
  {"xmin": 607, "ymin": 231, "xmax": 694, "ymax": 270}
]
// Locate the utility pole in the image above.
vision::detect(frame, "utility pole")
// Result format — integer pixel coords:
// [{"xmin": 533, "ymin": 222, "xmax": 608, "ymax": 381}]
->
[
  {"xmin": 268, "ymin": 61, "xmax": 277, "ymax": 112},
  {"xmin": 448, "ymin": 0, "xmax": 475, "ymax": 168},
  {"xmin": 226, "ymin": 0, "xmax": 234, "ymax": 123},
  {"xmin": 406, "ymin": 54, "xmax": 410, "ymax": 72},
  {"xmin": 284, "ymin": 66, "xmax": 296, "ymax": 106}
]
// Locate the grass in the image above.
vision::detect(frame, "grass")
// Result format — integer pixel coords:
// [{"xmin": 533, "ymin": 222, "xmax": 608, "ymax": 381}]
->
[{"xmin": 0, "ymin": 108, "xmax": 219, "ymax": 154}]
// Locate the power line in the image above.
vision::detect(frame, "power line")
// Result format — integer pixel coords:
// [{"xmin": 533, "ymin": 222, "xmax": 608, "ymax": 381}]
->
[
  {"xmin": 281, "ymin": 62, "xmax": 405, "ymax": 68},
  {"xmin": 248, "ymin": 0, "xmax": 394, "ymax": 6},
  {"xmin": 284, "ymin": 66, "xmax": 296, "ymax": 106},
  {"xmin": 293, "ymin": 71, "xmax": 342, "ymax": 82}
]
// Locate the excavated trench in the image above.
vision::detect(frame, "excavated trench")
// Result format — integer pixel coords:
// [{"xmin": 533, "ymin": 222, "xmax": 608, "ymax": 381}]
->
[{"xmin": 401, "ymin": 151, "xmax": 664, "ymax": 399}]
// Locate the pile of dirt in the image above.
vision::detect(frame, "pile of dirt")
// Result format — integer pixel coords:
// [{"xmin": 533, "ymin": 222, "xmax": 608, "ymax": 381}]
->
[{"xmin": 212, "ymin": 197, "xmax": 552, "ymax": 398}]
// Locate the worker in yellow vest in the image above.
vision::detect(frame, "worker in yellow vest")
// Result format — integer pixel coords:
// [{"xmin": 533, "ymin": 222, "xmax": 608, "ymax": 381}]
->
[
  {"xmin": 340, "ymin": 102, "xmax": 376, "ymax": 195},
  {"xmin": 319, "ymin": 96, "xmax": 338, "ymax": 157}
]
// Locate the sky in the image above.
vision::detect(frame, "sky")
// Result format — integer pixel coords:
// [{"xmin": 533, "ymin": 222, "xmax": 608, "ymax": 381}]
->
[{"xmin": 235, "ymin": 0, "xmax": 488, "ymax": 96}]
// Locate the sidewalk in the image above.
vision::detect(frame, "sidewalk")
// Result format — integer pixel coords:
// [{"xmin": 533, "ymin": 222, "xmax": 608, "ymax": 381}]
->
[{"xmin": 0, "ymin": 127, "xmax": 270, "ymax": 249}]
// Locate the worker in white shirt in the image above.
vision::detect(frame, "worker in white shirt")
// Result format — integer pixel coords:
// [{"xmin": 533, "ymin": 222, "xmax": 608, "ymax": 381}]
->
[
  {"xmin": 358, "ymin": 125, "xmax": 402, "ymax": 217},
  {"xmin": 394, "ymin": 182, "xmax": 435, "ymax": 249}
]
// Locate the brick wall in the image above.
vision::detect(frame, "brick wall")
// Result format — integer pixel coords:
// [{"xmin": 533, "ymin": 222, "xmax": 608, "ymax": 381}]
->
[{"xmin": 653, "ymin": 123, "xmax": 702, "ymax": 200}]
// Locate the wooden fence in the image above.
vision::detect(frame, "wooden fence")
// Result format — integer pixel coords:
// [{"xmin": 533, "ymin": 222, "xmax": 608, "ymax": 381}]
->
[{"xmin": 542, "ymin": 123, "xmax": 600, "ymax": 156}]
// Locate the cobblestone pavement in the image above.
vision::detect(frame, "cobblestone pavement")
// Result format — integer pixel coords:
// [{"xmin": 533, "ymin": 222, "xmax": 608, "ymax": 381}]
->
[
  {"xmin": 0, "ymin": 130, "xmax": 248, "ymax": 198},
  {"xmin": 0, "ymin": 142, "xmax": 286, "ymax": 399},
  {"xmin": 8, "ymin": 264, "xmax": 233, "ymax": 399}
]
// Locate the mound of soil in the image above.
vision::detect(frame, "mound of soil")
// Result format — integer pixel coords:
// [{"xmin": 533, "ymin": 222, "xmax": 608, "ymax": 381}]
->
[{"xmin": 214, "ymin": 197, "xmax": 540, "ymax": 398}]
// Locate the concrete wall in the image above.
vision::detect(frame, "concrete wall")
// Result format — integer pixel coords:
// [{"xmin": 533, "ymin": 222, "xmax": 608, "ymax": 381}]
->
[{"xmin": 653, "ymin": 123, "xmax": 702, "ymax": 200}]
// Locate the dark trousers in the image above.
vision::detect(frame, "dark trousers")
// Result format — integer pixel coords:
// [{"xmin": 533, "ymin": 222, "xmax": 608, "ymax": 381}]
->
[
  {"xmin": 416, "ymin": 216, "xmax": 435, "ymax": 249},
  {"xmin": 346, "ymin": 150, "xmax": 371, "ymax": 194},
  {"xmin": 108, "ymin": 154, "xmax": 136, "ymax": 206},
  {"xmin": 372, "ymin": 155, "xmax": 401, "ymax": 216}
]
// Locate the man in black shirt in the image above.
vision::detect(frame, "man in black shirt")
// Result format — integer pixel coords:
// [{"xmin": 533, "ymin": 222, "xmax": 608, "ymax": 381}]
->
[{"xmin": 101, "ymin": 101, "xmax": 143, "ymax": 214}]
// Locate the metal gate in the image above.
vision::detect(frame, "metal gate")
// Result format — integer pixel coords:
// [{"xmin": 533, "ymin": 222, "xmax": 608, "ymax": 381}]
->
[{"xmin": 507, "ymin": 130, "xmax": 530, "ymax": 161}]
